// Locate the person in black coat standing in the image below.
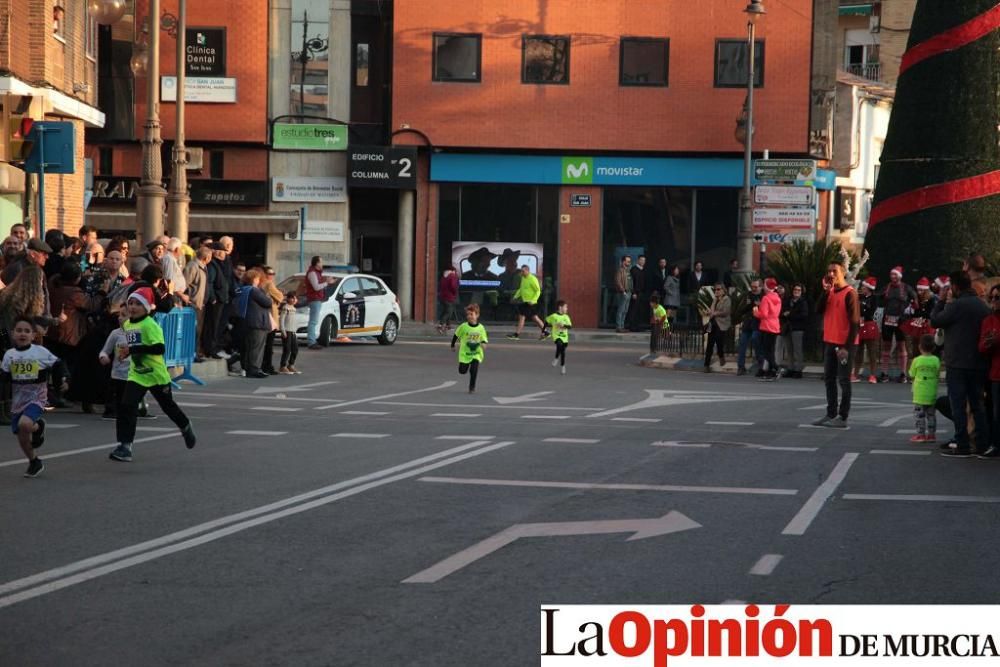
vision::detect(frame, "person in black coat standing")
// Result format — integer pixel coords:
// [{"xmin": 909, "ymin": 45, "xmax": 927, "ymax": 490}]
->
[
  {"xmin": 628, "ymin": 255, "xmax": 649, "ymax": 331},
  {"xmin": 203, "ymin": 243, "xmax": 232, "ymax": 359}
]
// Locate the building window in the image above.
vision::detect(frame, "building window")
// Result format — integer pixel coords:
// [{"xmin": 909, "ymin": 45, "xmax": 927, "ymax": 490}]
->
[
  {"xmin": 522, "ymin": 35, "xmax": 570, "ymax": 85},
  {"xmin": 85, "ymin": 9, "xmax": 98, "ymax": 60},
  {"xmin": 714, "ymin": 39, "xmax": 764, "ymax": 88},
  {"xmin": 210, "ymin": 151, "xmax": 224, "ymax": 179},
  {"xmin": 356, "ymin": 43, "xmax": 369, "ymax": 86},
  {"xmin": 620, "ymin": 38, "xmax": 669, "ymax": 86},
  {"xmin": 98, "ymin": 147, "xmax": 113, "ymax": 175},
  {"xmin": 290, "ymin": 0, "xmax": 330, "ymax": 116},
  {"xmin": 432, "ymin": 33, "xmax": 481, "ymax": 82},
  {"xmin": 53, "ymin": 2, "xmax": 66, "ymax": 39}
]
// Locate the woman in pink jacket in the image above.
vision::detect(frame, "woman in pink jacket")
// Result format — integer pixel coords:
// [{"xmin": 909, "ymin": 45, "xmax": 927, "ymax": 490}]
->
[{"xmin": 754, "ymin": 277, "xmax": 783, "ymax": 381}]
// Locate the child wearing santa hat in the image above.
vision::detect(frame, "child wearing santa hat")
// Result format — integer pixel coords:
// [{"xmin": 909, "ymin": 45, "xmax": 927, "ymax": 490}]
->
[
  {"xmin": 108, "ymin": 288, "xmax": 196, "ymax": 463},
  {"xmin": 854, "ymin": 276, "xmax": 880, "ymax": 384},
  {"xmin": 879, "ymin": 266, "xmax": 917, "ymax": 383}
]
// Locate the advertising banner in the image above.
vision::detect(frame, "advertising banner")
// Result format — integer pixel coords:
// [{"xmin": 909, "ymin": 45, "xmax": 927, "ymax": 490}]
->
[
  {"xmin": 272, "ymin": 123, "xmax": 348, "ymax": 151},
  {"xmin": 272, "ymin": 177, "xmax": 347, "ymax": 203},
  {"xmin": 451, "ymin": 242, "xmax": 544, "ymax": 290},
  {"xmin": 161, "ymin": 76, "xmax": 236, "ymax": 103}
]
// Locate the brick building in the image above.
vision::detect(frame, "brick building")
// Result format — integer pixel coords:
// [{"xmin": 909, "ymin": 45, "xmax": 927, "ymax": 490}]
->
[
  {"xmin": 84, "ymin": 0, "xmax": 293, "ymax": 268},
  {"xmin": 392, "ymin": 0, "xmax": 835, "ymax": 328},
  {"xmin": 0, "ymin": 0, "xmax": 104, "ymax": 237}
]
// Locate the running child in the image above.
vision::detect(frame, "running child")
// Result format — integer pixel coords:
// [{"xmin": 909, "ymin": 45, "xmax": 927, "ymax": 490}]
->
[
  {"xmin": 98, "ymin": 310, "xmax": 130, "ymax": 420},
  {"xmin": 278, "ymin": 291, "xmax": 301, "ymax": 374},
  {"xmin": 109, "ymin": 288, "xmax": 197, "ymax": 462},
  {"xmin": 908, "ymin": 333, "xmax": 940, "ymax": 443},
  {"xmin": 649, "ymin": 294, "xmax": 669, "ymax": 355},
  {"xmin": 452, "ymin": 303, "xmax": 488, "ymax": 393},
  {"xmin": 546, "ymin": 300, "xmax": 572, "ymax": 375},
  {"xmin": 2, "ymin": 317, "xmax": 67, "ymax": 478}
]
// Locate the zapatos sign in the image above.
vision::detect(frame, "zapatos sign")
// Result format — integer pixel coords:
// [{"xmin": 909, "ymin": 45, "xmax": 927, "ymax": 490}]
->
[{"xmin": 542, "ymin": 605, "xmax": 1000, "ymax": 665}]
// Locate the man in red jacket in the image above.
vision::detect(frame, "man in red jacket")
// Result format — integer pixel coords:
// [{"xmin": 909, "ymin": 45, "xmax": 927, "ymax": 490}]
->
[{"xmin": 814, "ymin": 262, "xmax": 861, "ymax": 428}]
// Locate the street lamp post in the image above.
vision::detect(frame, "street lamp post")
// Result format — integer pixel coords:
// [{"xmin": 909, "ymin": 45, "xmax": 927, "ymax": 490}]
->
[
  {"xmin": 737, "ymin": 0, "xmax": 765, "ymax": 274},
  {"xmin": 136, "ymin": 0, "xmax": 166, "ymax": 247},
  {"xmin": 292, "ymin": 10, "xmax": 329, "ymax": 115},
  {"xmin": 166, "ymin": 0, "xmax": 189, "ymax": 242}
]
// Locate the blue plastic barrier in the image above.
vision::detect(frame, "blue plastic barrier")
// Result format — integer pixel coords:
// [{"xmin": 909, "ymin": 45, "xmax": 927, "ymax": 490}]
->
[{"xmin": 154, "ymin": 307, "xmax": 204, "ymax": 388}]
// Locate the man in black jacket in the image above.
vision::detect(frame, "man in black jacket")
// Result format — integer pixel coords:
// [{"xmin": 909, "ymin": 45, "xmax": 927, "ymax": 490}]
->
[
  {"xmin": 628, "ymin": 255, "xmax": 649, "ymax": 331},
  {"xmin": 931, "ymin": 271, "xmax": 991, "ymax": 457},
  {"xmin": 203, "ymin": 243, "xmax": 232, "ymax": 359}
]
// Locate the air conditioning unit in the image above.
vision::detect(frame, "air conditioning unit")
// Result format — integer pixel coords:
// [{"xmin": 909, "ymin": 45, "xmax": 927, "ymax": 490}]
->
[
  {"xmin": 185, "ymin": 147, "xmax": 204, "ymax": 170},
  {"xmin": 870, "ymin": 15, "xmax": 881, "ymax": 33}
]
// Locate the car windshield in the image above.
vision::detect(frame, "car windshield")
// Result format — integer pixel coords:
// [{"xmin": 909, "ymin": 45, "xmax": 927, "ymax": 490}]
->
[{"xmin": 276, "ymin": 275, "xmax": 342, "ymax": 303}]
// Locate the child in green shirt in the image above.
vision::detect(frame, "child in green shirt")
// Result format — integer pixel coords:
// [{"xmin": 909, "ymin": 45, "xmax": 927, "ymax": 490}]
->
[
  {"xmin": 649, "ymin": 294, "xmax": 669, "ymax": 355},
  {"xmin": 451, "ymin": 303, "xmax": 488, "ymax": 393},
  {"xmin": 908, "ymin": 333, "xmax": 940, "ymax": 443},
  {"xmin": 109, "ymin": 288, "xmax": 197, "ymax": 463},
  {"xmin": 545, "ymin": 300, "xmax": 573, "ymax": 375}
]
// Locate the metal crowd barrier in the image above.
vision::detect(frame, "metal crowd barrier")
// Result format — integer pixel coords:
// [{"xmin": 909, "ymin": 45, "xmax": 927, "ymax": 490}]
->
[{"xmin": 155, "ymin": 307, "xmax": 204, "ymax": 388}]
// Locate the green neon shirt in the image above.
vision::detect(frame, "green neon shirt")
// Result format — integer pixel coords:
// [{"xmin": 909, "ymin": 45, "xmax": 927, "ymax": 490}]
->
[
  {"xmin": 514, "ymin": 273, "xmax": 541, "ymax": 305},
  {"xmin": 652, "ymin": 304, "xmax": 669, "ymax": 328},
  {"xmin": 909, "ymin": 353, "xmax": 941, "ymax": 406},
  {"xmin": 455, "ymin": 322, "xmax": 488, "ymax": 363},
  {"xmin": 124, "ymin": 316, "xmax": 172, "ymax": 387},
  {"xmin": 545, "ymin": 313, "xmax": 572, "ymax": 343}
]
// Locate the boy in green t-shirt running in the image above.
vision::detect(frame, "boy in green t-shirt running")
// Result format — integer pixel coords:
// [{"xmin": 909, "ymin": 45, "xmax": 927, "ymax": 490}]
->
[
  {"xmin": 908, "ymin": 334, "xmax": 941, "ymax": 443},
  {"xmin": 545, "ymin": 300, "xmax": 572, "ymax": 375},
  {"xmin": 109, "ymin": 288, "xmax": 197, "ymax": 463},
  {"xmin": 451, "ymin": 303, "xmax": 488, "ymax": 393}
]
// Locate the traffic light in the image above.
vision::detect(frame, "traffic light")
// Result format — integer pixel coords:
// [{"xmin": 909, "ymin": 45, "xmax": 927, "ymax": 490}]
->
[{"xmin": 9, "ymin": 116, "xmax": 34, "ymax": 162}]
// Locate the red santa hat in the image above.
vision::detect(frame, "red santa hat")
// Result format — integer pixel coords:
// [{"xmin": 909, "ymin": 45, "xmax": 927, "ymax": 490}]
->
[
  {"xmin": 764, "ymin": 277, "xmax": 778, "ymax": 291},
  {"xmin": 916, "ymin": 277, "xmax": 931, "ymax": 290},
  {"xmin": 128, "ymin": 287, "xmax": 155, "ymax": 313},
  {"xmin": 862, "ymin": 276, "xmax": 877, "ymax": 290},
  {"xmin": 935, "ymin": 275, "xmax": 950, "ymax": 288},
  {"xmin": 890, "ymin": 266, "xmax": 903, "ymax": 277}
]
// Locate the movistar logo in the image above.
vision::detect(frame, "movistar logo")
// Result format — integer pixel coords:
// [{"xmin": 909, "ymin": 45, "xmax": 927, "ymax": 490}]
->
[{"xmin": 562, "ymin": 157, "xmax": 593, "ymax": 184}]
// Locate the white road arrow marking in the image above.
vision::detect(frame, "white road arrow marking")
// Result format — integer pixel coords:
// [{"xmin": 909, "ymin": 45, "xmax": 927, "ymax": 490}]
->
[
  {"xmin": 588, "ymin": 389, "xmax": 813, "ymax": 419},
  {"xmin": 253, "ymin": 380, "xmax": 338, "ymax": 395},
  {"xmin": 492, "ymin": 390, "xmax": 555, "ymax": 405},
  {"xmin": 403, "ymin": 511, "xmax": 701, "ymax": 584}
]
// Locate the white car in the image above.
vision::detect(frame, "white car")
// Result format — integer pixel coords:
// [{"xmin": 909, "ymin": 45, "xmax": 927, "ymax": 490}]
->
[{"xmin": 276, "ymin": 272, "xmax": 402, "ymax": 346}]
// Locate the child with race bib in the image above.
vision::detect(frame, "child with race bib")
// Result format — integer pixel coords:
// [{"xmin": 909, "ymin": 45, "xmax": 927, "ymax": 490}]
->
[
  {"xmin": 546, "ymin": 300, "xmax": 572, "ymax": 375},
  {"xmin": 109, "ymin": 288, "xmax": 197, "ymax": 463},
  {"xmin": 1, "ymin": 317, "xmax": 67, "ymax": 478},
  {"xmin": 451, "ymin": 303, "xmax": 488, "ymax": 393}
]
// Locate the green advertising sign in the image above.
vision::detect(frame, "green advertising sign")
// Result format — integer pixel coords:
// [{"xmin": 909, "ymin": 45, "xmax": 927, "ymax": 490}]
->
[
  {"xmin": 272, "ymin": 123, "xmax": 348, "ymax": 151},
  {"xmin": 561, "ymin": 157, "xmax": 594, "ymax": 184}
]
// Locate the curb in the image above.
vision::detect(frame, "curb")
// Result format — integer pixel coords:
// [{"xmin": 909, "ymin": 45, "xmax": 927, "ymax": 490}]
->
[{"xmin": 639, "ymin": 354, "xmax": 828, "ymax": 379}]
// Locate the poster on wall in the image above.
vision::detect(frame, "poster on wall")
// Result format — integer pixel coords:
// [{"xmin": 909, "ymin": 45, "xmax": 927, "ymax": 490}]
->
[{"xmin": 451, "ymin": 242, "xmax": 544, "ymax": 290}]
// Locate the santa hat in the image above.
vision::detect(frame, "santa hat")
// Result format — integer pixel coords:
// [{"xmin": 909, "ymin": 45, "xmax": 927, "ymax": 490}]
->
[
  {"xmin": 890, "ymin": 266, "xmax": 903, "ymax": 277},
  {"xmin": 128, "ymin": 287, "xmax": 155, "ymax": 313},
  {"xmin": 764, "ymin": 277, "xmax": 778, "ymax": 291},
  {"xmin": 862, "ymin": 276, "xmax": 877, "ymax": 290},
  {"xmin": 935, "ymin": 275, "xmax": 950, "ymax": 288},
  {"xmin": 916, "ymin": 277, "xmax": 930, "ymax": 290}
]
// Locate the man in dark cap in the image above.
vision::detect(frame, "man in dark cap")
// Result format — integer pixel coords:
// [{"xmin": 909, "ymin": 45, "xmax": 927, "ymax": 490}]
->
[{"xmin": 2, "ymin": 237, "xmax": 52, "ymax": 284}]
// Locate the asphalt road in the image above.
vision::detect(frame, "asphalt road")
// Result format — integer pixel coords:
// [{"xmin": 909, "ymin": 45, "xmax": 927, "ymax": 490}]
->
[{"xmin": 1, "ymin": 336, "xmax": 998, "ymax": 666}]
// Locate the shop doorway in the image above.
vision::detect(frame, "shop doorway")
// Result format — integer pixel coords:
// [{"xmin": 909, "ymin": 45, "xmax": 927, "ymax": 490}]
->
[{"xmin": 354, "ymin": 222, "xmax": 395, "ymax": 288}]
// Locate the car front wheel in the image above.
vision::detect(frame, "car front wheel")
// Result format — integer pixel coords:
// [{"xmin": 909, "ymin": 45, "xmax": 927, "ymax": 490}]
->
[
  {"xmin": 319, "ymin": 316, "xmax": 337, "ymax": 347},
  {"xmin": 377, "ymin": 315, "xmax": 399, "ymax": 345}
]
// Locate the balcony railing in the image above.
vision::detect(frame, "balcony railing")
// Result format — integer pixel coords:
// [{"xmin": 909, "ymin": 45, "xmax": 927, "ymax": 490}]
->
[{"xmin": 846, "ymin": 62, "xmax": 882, "ymax": 81}]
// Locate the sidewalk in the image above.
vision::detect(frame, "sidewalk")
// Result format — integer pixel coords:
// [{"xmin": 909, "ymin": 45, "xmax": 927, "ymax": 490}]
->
[{"xmin": 639, "ymin": 353, "xmax": 828, "ymax": 379}]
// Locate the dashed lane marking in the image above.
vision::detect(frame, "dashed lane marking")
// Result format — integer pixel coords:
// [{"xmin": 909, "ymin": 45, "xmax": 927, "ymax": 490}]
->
[
  {"xmin": 175, "ymin": 402, "xmax": 216, "ymax": 408},
  {"xmin": 44, "ymin": 424, "xmax": 78, "ymax": 429},
  {"xmin": 340, "ymin": 411, "xmax": 390, "ymax": 416},
  {"xmin": 330, "ymin": 433, "xmax": 390, "ymax": 439},
  {"xmin": 431, "ymin": 413, "xmax": 481, "ymax": 418},
  {"xmin": 313, "ymin": 382, "xmax": 458, "ymax": 411},
  {"xmin": 226, "ymin": 430, "xmax": 288, "ymax": 436},
  {"xmin": 521, "ymin": 415, "xmax": 571, "ymax": 420},
  {"xmin": 613, "ymin": 417, "xmax": 661, "ymax": 423},
  {"xmin": 782, "ymin": 453, "xmax": 859, "ymax": 535},
  {"xmin": 706, "ymin": 421, "xmax": 755, "ymax": 426},
  {"xmin": 879, "ymin": 415, "xmax": 910, "ymax": 427},
  {"xmin": 543, "ymin": 438, "xmax": 601, "ymax": 444},
  {"xmin": 436, "ymin": 435, "xmax": 496, "ymax": 440},
  {"xmin": 251, "ymin": 406, "xmax": 303, "ymax": 412},
  {"xmin": 418, "ymin": 476, "xmax": 798, "ymax": 496},
  {"xmin": 844, "ymin": 493, "xmax": 1000, "ymax": 503},
  {"xmin": 652, "ymin": 442, "xmax": 712, "ymax": 449},
  {"xmin": 870, "ymin": 449, "xmax": 931, "ymax": 456},
  {"xmin": 749, "ymin": 554, "xmax": 783, "ymax": 576}
]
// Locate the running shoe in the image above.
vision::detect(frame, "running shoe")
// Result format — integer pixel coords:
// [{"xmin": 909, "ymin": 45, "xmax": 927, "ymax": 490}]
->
[
  {"xmin": 109, "ymin": 443, "xmax": 133, "ymax": 462},
  {"xmin": 23, "ymin": 458, "xmax": 43, "ymax": 478}
]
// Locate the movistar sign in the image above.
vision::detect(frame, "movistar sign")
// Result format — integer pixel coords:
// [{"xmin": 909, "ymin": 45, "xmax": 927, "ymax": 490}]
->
[{"xmin": 562, "ymin": 157, "xmax": 593, "ymax": 184}]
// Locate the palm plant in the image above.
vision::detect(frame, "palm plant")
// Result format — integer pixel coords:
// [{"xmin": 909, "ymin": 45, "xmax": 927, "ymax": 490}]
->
[{"xmin": 768, "ymin": 240, "xmax": 853, "ymax": 305}]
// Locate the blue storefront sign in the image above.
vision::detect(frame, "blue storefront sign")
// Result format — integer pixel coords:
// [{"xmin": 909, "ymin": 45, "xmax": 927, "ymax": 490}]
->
[{"xmin": 430, "ymin": 153, "xmax": 836, "ymax": 190}]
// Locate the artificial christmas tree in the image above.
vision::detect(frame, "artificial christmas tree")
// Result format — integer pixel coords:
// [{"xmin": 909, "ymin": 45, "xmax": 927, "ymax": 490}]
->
[{"xmin": 866, "ymin": 1, "xmax": 1000, "ymax": 280}]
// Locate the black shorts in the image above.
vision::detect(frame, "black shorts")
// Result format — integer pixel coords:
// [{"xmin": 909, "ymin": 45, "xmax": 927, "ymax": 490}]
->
[
  {"xmin": 881, "ymin": 324, "xmax": 905, "ymax": 343},
  {"xmin": 518, "ymin": 303, "xmax": 537, "ymax": 318}
]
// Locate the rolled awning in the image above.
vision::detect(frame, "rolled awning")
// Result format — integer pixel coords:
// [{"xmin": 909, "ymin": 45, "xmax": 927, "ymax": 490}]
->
[{"xmin": 85, "ymin": 210, "xmax": 300, "ymax": 234}]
